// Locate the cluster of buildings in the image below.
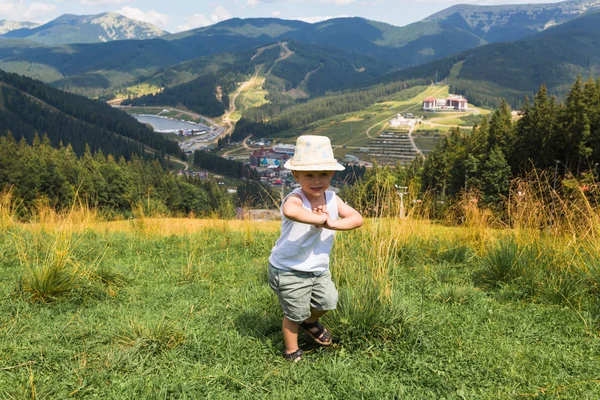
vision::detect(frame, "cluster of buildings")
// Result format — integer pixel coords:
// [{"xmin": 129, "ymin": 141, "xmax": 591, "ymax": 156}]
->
[
  {"xmin": 249, "ymin": 144, "xmax": 296, "ymax": 186},
  {"xmin": 389, "ymin": 113, "xmax": 417, "ymax": 127},
  {"xmin": 176, "ymin": 170, "xmax": 209, "ymax": 179},
  {"xmin": 422, "ymin": 95, "xmax": 468, "ymax": 111},
  {"xmin": 249, "ymin": 144, "xmax": 295, "ymax": 168}
]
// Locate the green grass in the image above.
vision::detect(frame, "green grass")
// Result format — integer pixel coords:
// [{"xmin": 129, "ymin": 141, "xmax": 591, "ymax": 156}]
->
[
  {"xmin": 115, "ymin": 83, "xmax": 162, "ymax": 99},
  {"xmin": 160, "ymin": 111, "xmax": 205, "ymax": 124},
  {"xmin": 413, "ymin": 136, "xmax": 441, "ymax": 154},
  {"xmin": 1, "ymin": 222, "xmax": 600, "ymax": 398},
  {"xmin": 120, "ymin": 106, "xmax": 165, "ymax": 115}
]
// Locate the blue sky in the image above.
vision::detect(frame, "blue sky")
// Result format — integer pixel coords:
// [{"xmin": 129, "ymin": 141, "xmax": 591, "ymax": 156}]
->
[{"xmin": 2, "ymin": 0, "xmax": 564, "ymax": 32}]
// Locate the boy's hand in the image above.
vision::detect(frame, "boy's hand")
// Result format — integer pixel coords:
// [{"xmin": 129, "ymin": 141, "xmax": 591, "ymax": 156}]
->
[
  {"xmin": 321, "ymin": 217, "xmax": 338, "ymax": 230},
  {"xmin": 312, "ymin": 205, "xmax": 328, "ymax": 228}
]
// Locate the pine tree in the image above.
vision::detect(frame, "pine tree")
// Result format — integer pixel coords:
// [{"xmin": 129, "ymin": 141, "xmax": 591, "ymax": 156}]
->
[
  {"xmin": 512, "ymin": 84, "xmax": 558, "ymax": 171},
  {"xmin": 481, "ymin": 146, "xmax": 511, "ymax": 207}
]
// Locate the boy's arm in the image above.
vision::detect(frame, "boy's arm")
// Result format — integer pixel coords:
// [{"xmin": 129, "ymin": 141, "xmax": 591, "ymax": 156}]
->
[
  {"xmin": 282, "ymin": 194, "xmax": 328, "ymax": 225},
  {"xmin": 323, "ymin": 197, "xmax": 363, "ymax": 231}
]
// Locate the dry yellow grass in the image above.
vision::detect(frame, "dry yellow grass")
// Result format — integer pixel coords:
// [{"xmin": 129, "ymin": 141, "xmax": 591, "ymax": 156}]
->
[{"xmin": 18, "ymin": 217, "xmax": 281, "ymax": 236}]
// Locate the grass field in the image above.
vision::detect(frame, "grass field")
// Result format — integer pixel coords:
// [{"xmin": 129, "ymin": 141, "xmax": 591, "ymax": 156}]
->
[
  {"xmin": 302, "ymin": 85, "xmax": 436, "ymax": 146},
  {"xmin": 115, "ymin": 83, "xmax": 162, "ymax": 99},
  {"xmin": 120, "ymin": 107, "xmax": 164, "ymax": 115},
  {"xmin": 236, "ymin": 73, "xmax": 269, "ymax": 110},
  {"xmin": 412, "ymin": 136, "xmax": 440, "ymax": 154},
  {"xmin": 2, "ymin": 189, "xmax": 600, "ymax": 398}
]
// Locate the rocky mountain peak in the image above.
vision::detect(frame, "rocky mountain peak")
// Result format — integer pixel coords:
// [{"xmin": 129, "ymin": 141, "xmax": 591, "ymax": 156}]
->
[
  {"xmin": 0, "ymin": 19, "xmax": 40, "ymax": 35},
  {"xmin": 423, "ymin": 0, "xmax": 600, "ymax": 41}
]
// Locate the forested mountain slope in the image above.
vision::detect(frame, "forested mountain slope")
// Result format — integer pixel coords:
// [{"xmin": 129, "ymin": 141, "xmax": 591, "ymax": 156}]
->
[
  {"xmin": 123, "ymin": 41, "xmax": 395, "ymax": 116},
  {"xmin": 0, "ymin": 15, "xmax": 526, "ymax": 97},
  {"xmin": 0, "ymin": 71, "xmax": 181, "ymax": 159},
  {"xmin": 165, "ymin": 17, "xmax": 486, "ymax": 69}
]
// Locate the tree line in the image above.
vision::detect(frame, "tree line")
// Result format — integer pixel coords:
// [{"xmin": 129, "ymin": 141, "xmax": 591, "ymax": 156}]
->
[{"xmin": 0, "ymin": 133, "xmax": 235, "ymax": 219}]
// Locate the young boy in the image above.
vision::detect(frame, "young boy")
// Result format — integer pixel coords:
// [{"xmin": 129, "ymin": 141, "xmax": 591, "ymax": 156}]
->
[{"xmin": 268, "ymin": 135, "xmax": 363, "ymax": 362}]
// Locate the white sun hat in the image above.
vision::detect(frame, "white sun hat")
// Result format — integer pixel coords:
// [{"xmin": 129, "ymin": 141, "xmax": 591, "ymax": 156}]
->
[{"xmin": 284, "ymin": 135, "xmax": 345, "ymax": 171}]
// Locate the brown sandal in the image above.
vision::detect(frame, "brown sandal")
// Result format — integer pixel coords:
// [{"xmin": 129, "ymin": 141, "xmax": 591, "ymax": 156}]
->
[
  {"xmin": 299, "ymin": 320, "xmax": 332, "ymax": 345},
  {"xmin": 283, "ymin": 348, "xmax": 303, "ymax": 362}
]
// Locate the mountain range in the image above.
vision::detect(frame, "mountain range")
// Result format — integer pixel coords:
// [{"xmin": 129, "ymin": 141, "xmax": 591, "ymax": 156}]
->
[
  {"xmin": 0, "ymin": 12, "xmax": 167, "ymax": 45},
  {"xmin": 1, "ymin": 0, "xmax": 600, "ymax": 109},
  {"xmin": 424, "ymin": 0, "xmax": 600, "ymax": 42}
]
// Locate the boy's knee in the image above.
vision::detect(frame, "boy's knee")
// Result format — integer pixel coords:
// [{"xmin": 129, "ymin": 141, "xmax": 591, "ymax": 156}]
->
[{"xmin": 284, "ymin": 308, "xmax": 311, "ymax": 324}]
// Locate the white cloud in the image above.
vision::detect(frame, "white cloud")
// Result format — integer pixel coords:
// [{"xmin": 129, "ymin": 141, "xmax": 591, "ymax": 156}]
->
[
  {"xmin": 272, "ymin": 11, "xmax": 282, "ymax": 17},
  {"xmin": 245, "ymin": 0, "xmax": 282, "ymax": 4},
  {"xmin": 80, "ymin": 0, "xmax": 127, "ymax": 6},
  {"xmin": 320, "ymin": 0, "xmax": 357, "ymax": 5},
  {"xmin": 212, "ymin": 5, "xmax": 232, "ymax": 21},
  {"xmin": 117, "ymin": 6, "xmax": 171, "ymax": 27},
  {"xmin": 296, "ymin": 14, "xmax": 350, "ymax": 23},
  {"xmin": 175, "ymin": 6, "xmax": 232, "ymax": 32},
  {"xmin": 0, "ymin": 1, "xmax": 56, "ymax": 22},
  {"xmin": 176, "ymin": 14, "xmax": 211, "ymax": 31}
]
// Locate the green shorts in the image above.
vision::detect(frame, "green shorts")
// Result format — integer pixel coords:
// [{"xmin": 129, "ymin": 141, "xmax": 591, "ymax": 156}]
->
[{"xmin": 268, "ymin": 264, "xmax": 338, "ymax": 323}]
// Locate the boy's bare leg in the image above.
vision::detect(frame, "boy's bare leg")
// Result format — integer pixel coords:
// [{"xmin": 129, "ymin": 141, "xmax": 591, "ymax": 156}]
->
[
  {"xmin": 282, "ymin": 317, "xmax": 300, "ymax": 354},
  {"xmin": 305, "ymin": 307, "xmax": 327, "ymax": 323},
  {"xmin": 283, "ymin": 309, "xmax": 330, "ymax": 353}
]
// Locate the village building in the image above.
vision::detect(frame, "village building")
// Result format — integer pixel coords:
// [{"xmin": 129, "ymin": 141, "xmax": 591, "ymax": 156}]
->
[
  {"xmin": 250, "ymin": 148, "xmax": 291, "ymax": 168},
  {"xmin": 422, "ymin": 95, "xmax": 468, "ymax": 111},
  {"xmin": 272, "ymin": 143, "xmax": 296, "ymax": 155}
]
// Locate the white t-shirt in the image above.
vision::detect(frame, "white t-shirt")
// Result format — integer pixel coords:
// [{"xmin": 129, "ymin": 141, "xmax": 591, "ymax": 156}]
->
[{"xmin": 268, "ymin": 188, "xmax": 339, "ymax": 273}]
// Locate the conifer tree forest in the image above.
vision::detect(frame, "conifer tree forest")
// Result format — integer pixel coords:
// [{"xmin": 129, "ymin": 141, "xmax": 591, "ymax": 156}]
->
[
  {"xmin": 0, "ymin": 134, "xmax": 235, "ymax": 219},
  {"xmin": 419, "ymin": 76, "xmax": 600, "ymax": 209}
]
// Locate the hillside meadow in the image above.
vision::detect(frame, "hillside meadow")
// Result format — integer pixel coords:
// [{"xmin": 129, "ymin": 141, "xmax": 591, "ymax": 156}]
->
[{"xmin": 2, "ymin": 191, "xmax": 600, "ymax": 398}]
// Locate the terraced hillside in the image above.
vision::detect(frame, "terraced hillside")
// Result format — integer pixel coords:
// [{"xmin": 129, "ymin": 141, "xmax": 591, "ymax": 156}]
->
[{"xmin": 367, "ymin": 131, "xmax": 419, "ymax": 165}]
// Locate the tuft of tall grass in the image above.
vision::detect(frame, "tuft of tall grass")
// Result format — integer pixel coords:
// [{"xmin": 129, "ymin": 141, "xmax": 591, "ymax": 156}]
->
[
  {"xmin": 116, "ymin": 317, "xmax": 185, "ymax": 356},
  {"xmin": 13, "ymin": 201, "xmax": 116, "ymax": 303},
  {"xmin": 0, "ymin": 189, "xmax": 19, "ymax": 230},
  {"xmin": 15, "ymin": 229, "xmax": 81, "ymax": 303},
  {"xmin": 327, "ymin": 219, "xmax": 415, "ymax": 343},
  {"xmin": 475, "ymin": 234, "xmax": 526, "ymax": 288},
  {"xmin": 329, "ymin": 280, "xmax": 404, "ymax": 342},
  {"xmin": 428, "ymin": 236, "xmax": 474, "ymax": 265}
]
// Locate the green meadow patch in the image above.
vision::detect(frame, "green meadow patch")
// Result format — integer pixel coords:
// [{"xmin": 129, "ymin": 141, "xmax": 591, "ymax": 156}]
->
[{"xmin": 1, "ymin": 220, "xmax": 600, "ymax": 398}]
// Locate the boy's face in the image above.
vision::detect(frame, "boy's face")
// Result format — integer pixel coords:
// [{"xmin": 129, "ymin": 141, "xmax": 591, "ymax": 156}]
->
[{"xmin": 292, "ymin": 170, "xmax": 334, "ymax": 199}]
